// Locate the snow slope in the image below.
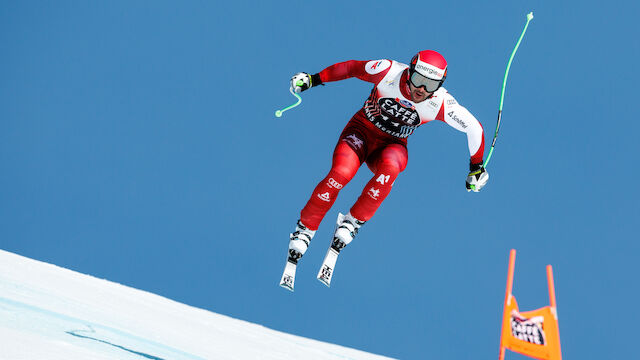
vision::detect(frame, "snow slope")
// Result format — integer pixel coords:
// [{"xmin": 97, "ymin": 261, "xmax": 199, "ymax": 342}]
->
[{"xmin": 0, "ymin": 250, "xmax": 394, "ymax": 360}]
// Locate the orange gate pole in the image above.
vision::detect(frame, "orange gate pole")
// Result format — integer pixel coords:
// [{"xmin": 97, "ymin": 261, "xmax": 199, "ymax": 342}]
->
[{"xmin": 499, "ymin": 249, "xmax": 517, "ymax": 360}]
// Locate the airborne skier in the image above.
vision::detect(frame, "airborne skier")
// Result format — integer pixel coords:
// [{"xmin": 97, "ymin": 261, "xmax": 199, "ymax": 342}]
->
[{"xmin": 280, "ymin": 50, "xmax": 489, "ymax": 291}]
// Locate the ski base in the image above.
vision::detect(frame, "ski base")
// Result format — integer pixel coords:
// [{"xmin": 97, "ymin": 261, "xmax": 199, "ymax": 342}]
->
[
  {"xmin": 279, "ymin": 260, "xmax": 297, "ymax": 292},
  {"xmin": 317, "ymin": 247, "xmax": 340, "ymax": 287}
]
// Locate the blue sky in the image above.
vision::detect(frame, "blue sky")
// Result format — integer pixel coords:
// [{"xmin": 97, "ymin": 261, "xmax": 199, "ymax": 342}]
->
[{"xmin": 1, "ymin": 1, "xmax": 639, "ymax": 359}]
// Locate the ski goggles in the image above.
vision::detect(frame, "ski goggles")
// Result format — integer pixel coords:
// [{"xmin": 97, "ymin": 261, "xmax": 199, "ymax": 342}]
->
[{"xmin": 409, "ymin": 70, "xmax": 444, "ymax": 93}]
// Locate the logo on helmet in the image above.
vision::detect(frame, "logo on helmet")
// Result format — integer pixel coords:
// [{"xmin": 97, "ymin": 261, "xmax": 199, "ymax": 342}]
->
[{"xmin": 415, "ymin": 63, "xmax": 444, "ymax": 79}]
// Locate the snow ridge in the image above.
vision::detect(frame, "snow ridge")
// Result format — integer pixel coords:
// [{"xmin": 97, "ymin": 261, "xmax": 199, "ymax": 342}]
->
[{"xmin": 0, "ymin": 250, "xmax": 394, "ymax": 360}]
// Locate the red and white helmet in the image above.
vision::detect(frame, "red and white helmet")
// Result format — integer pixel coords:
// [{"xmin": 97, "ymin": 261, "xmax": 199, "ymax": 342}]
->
[{"xmin": 409, "ymin": 50, "xmax": 448, "ymax": 92}]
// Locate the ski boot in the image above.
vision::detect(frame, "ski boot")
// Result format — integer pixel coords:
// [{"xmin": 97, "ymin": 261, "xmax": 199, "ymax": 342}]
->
[
  {"xmin": 288, "ymin": 220, "xmax": 316, "ymax": 263},
  {"xmin": 279, "ymin": 220, "xmax": 316, "ymax": 291},
  {"xmin": 332, "ymin": 212, "xmax": 365, "ymax": 251},
  {"xmin": 317, "ymin": 212, "xmax": 365, "ymax": 287}
]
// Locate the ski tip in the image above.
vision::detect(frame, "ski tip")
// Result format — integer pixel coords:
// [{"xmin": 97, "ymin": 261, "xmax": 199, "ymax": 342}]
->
[
  {"xmin": 317, "ymin": 276, "xmax": 331, "ymax": 288},
  {"xmin": 279, "ymin": 282, "xmax": 295, "ymax": 292}
]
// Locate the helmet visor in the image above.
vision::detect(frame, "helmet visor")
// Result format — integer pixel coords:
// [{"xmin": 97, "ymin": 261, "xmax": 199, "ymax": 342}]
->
[{"xmin": 409, "ymin": 71, "xmax": 444, "ymax": 93}]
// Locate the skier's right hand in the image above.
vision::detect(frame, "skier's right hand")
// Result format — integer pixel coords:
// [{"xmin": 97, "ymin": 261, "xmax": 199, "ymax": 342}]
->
[{"xmin": 290, "ymin": 72, "xmax": 321, "ymax": 93}]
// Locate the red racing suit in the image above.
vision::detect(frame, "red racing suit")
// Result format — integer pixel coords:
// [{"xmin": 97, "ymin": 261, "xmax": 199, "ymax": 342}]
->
[{"xmin": 299, "ymin": 59, "xmax": 485, "ymax": 230}]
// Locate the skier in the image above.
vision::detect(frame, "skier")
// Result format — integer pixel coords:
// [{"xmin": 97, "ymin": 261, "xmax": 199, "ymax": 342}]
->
[{"xmin": 280, "ymin": 50, "xmax": 489, "ymax": 290}]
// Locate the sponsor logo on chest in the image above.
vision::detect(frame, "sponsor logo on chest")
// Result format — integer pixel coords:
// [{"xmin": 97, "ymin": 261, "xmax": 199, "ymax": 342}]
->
[{"xmin": 379, "ymin": 98, "xmax": 420, "ymax": 126}]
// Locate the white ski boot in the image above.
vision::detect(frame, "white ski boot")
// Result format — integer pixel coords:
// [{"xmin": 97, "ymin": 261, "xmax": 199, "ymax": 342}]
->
[
  {"xmin": 280, "ymin": 220, "xmax": 316, "ymax": 291},
  {"xmin": 288, "ymin": 220, "xmax": 316, "ymax": 263},
  {"xmin": 332, "ymin": 212, "xmax": 365, "ymax": 251},
  {"xmin": 317, "ymin": 212, "xmax": 365, "ymax": 287}
]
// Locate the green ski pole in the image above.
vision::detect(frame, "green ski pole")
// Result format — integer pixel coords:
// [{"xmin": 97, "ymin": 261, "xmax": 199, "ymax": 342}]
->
[
  {"xmin": 484, "ymin": 12, "xmax": 534, "ymax": 168},
  {"xmin": 275, "ymin": 81, "xmax": 304, "ymax": 117}
]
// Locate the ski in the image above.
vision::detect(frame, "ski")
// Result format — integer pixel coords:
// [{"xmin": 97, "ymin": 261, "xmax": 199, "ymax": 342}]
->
[
  {"xmin": 279, "ymin": 250, "xmax": 302, "ymax": 292},
  {"xmin": 317, "ymin": 239, "xmax": 345, "ymax": 287},
  {"xmin": 279, "ymin": 259, "xmax": 297, "ymax": 291}
]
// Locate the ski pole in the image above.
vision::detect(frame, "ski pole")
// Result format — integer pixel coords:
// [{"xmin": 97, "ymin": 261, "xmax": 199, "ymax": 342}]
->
[
  {"xmin": 275, "ymin": 81, "xmax": 304, "ymax": 117},
  {"xmin": 484, "ymin": 12, "xmax": 534, "ymax": 168}
]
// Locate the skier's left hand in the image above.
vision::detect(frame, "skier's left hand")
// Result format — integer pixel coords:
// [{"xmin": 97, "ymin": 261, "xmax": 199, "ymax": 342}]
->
[{"xmin": 466, "ymin": 163, "xmax": 489, "ymax": 192}]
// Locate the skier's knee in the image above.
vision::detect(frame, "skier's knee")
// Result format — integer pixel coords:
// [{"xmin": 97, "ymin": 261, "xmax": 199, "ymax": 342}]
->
[
  {"xmin": 377, "ymin": 161, "xmax": 402, "ymax": 179},
  {"xmin": 328, "ymin": 166, "xmax": 355, "ymax": 186}
]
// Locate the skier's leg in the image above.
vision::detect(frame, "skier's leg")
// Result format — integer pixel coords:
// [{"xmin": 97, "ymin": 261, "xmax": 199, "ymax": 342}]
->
[
  {"xmin": 283, "ymin": 122, "xmax": 366, "ymax": 290},
  {"xmin": 286, "ymin": 123, "xmax": 366, "ymax": 272},
  {"xmin": 349, "ymin": 143, "xmax": 408, "ymax": 222},
  {"xmin": 316, "ymin": 144, "xmax": 406, "ymax": 288},
  {"xmin": 299, "ymin": 140, "xmax": 362, "ymax": 231},
  {"xmin": 289, "ymin": 141, "xmax": 361, "ymax": 261}
]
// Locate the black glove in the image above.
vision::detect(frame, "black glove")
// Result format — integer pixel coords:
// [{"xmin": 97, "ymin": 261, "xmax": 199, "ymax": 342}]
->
[
  {"xmin": 290, "ymin": 73, "xmax": 322, "ymax": 93},
  {"xmin": 466, "ymin": 162, "xmax": 489, "ymax": 192}
]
